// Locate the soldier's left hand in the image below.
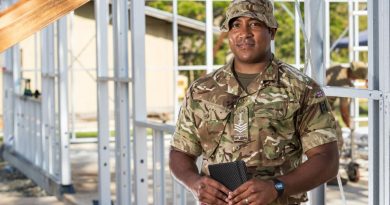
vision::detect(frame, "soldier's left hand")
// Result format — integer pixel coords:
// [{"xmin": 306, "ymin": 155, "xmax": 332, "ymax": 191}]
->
[{"xmin": 226, "ymin": 179, "xmax": 278, "ymax": 205}]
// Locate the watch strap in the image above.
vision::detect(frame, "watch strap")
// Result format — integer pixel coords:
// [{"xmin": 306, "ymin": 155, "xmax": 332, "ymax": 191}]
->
[{"xmin": 272, "ymin": 178, "xmax": 285, "ymax": 198}]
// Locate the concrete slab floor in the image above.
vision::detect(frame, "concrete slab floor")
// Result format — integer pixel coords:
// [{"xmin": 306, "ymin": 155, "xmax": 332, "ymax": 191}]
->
[{"xmin": 63, "ymin": 142, "xmax": 370, "ymax": 205}]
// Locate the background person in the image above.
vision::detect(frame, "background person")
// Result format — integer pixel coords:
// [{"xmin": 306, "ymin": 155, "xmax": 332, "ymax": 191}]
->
[
  {"xmin": 326, "ymin": 61, "xmax": 368, "ymax": 183},
  {"xmin": 326, "ymin": 61, "xmax": 368, "ymax": 130},
  {"xmin": 169, "ymin": 0, "xmax": 339, "ymax": 204}
]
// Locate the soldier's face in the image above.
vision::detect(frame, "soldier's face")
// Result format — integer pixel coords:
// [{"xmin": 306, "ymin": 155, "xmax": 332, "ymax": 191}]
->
[{"xmin": 228, "ymin": 16, "xmax": 275, "ymax": 64}]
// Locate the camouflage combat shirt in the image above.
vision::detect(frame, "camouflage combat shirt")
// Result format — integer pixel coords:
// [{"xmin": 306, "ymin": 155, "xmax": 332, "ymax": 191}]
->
[
  {"xmin": 171, "ymin": 57, "xmax": 337, "ymax": 204},
  {"xmin": 326, "ymin": 65, "xmax": 352, "ymax": 106}
]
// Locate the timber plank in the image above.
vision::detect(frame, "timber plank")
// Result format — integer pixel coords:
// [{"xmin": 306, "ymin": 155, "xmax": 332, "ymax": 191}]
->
[{"xmin": 0, "ymin": 0, "xmax": 90, "ymax": 53}]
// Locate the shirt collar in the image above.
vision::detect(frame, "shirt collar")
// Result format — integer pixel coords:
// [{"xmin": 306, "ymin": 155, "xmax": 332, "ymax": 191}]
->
[{"xmin": 212, "ymin": 56, "xmax": 280, "ymax": 96}]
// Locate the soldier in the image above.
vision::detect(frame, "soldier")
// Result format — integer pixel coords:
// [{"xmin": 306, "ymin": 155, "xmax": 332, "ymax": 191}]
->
[
  {"xmin": 326, "ymin": 61, "xmax": 368, "ymax": 149},
  {"xmin": 326, "ymin": 61, "xmax": 367, "ymax": 185},
  {"xmin": 169, "ymin": 0, "xmax": 339, "ymax": 204}
]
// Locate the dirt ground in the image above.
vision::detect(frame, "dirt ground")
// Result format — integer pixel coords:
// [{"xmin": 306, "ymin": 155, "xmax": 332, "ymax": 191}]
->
[
  {"xmin": 0, "ymin": 144, "xmax": 64, "ymax": 205},
  {"xmin": 0, "ymin": 144, "xmax": 47, "ymax": 197}
]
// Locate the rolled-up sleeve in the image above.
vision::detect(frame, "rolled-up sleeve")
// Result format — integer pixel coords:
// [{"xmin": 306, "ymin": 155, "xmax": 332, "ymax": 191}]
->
[{"xmin": 171, "ymin": 91, "xmax": 202, "ymax": 157}]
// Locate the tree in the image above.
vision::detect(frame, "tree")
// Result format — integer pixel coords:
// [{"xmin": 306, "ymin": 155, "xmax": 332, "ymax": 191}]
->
[{"xmin": 146, "ymin": 1, "xmax": 363, "ymax": 82}]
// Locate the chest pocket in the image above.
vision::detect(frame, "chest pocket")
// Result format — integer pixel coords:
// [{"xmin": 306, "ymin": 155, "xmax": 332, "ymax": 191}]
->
[
  {"xmin": 194, "ymin": 104, "xmax": 231, "ymax": 158},
  {"xmin": 254, "ymin": 100, "xmax": 288, "ymax": 119},
  {"xmin": 253, "ymin": 98, "xmax": 301, "ymax": 166}
]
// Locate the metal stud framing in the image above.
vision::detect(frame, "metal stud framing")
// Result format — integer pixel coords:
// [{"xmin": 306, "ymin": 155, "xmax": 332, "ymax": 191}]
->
[
  {"xmin": 369, "ymin": 1, "xmax": 390, "ymax": 205},
  {"xmin": 41, "ymin": 24, "xmax": 55, "ymax": 174},
  {"xmin": 1, "ymin": 0, "xmax": 73, "ymax": 194},
  {"xmin": 112, "ymin": 0, "xmax": 131, "ymax": 204},
  {"xmin": 206, "ymin": 0, "xmax": 213, "ymax": 74},
  {"xmin": 367, "ymin": 1, "xmax": 380, "ymax": 204},
  {"xmin": 94, "ymin": 0, "xmax": 111, "ymax": 204},
  {"xmin": 304, "ymin": 1, "xmax": 327, "ymax": 204},
  {"xmin": 1, "ymin": 0, "xmax": 11, "ymax": 149},
  {"xmin": 1, "ymin": 0, "xmax": 389, "ymax": 205},
  {"xmin": 131, "ymin": 0, "xmax": 148, "ymax": 204},
  {"xmin": 58, "ymin": 16, "xmax": 71, "ymax": 186}
]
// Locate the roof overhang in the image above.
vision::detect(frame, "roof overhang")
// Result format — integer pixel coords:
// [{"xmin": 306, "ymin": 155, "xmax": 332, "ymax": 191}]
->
[{"xmin": 145, "ymin": 6, "xmax": 221, "ymax": 34}]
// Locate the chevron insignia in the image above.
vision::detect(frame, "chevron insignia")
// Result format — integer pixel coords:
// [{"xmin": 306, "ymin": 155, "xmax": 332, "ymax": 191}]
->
[
  {"xmin": 234, "ymin": 123, "xmax": 247, "ymax": 133},
  {"xmin": 233, "ymin": 108, "xmax": 249, "ymax": 142}
]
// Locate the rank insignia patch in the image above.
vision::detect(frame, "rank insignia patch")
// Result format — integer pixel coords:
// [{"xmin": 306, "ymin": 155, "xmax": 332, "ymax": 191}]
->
[{"xmin": 233, "ymin": 107, "xmax": 249, "ymax": 142}]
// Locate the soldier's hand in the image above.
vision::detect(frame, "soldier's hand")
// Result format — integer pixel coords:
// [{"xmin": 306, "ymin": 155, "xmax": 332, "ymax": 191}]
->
[
  {"xmin": 190, "ymin": 176, "xmax": 230, "ymax": 205},
  {"xmin": 227, "ymin": 179, "xmax": 278, "ymax": 205}
]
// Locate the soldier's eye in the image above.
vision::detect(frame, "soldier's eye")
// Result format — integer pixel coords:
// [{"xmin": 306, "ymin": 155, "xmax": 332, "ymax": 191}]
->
[
  {"xmin": 250, "ymin": 22, "xmax": 262, "ymax": 28},
  {"xmin": 231, "ymin": 22, "xmax": 240, "ymax": 29}
]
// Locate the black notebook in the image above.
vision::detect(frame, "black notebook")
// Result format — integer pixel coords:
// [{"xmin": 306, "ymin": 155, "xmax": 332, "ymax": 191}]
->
[{"xmin": 208, "ymin": 160, "xmax": 248, "ymax": 191}]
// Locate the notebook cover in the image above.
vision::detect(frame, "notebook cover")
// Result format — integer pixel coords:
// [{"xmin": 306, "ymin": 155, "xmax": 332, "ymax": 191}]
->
[{"xmin": 208, "ymin": 160, "xmax": 248, "ymax": 191}]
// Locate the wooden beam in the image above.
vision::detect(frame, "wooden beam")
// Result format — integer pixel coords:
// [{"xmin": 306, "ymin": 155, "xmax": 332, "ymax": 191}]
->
[{"xmin": 0, "ymin": 0, "xmax": 90, "ymax": 53}]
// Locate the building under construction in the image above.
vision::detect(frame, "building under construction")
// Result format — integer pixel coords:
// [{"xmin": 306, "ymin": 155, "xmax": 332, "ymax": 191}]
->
[{"xmin": 0, "ymin": 0, "xmax": 389, "ymax": 205}]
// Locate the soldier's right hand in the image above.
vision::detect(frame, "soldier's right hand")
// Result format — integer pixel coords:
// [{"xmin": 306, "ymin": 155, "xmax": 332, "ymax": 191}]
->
[{"xmin": 190, "ymin": 176, "xmax": 231, "ymax": 205}]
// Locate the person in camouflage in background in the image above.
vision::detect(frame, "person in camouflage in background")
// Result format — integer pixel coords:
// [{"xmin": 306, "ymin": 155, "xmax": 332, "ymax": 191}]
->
[
  {"xmin": 169, "ymin": 0, "xmax": 339, "ymax": 204},
  {"xmin": 326, "ymin": 61, "xmax": 368, "ymax": 151}
]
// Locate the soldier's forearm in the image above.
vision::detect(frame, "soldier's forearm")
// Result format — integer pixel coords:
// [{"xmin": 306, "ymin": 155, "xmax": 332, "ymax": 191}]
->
[
  {"xmin": 169, "ymin": 149, "xmax": 201, "ymax": 191},
  {"xmin": 277, "ymin": 141, "xmax": 339, "ymax": 197}
]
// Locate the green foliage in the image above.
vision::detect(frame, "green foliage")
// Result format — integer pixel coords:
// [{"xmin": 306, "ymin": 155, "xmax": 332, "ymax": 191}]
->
[
  {"xmin": 273, "ymin": 2, "xmax": 304, "ymax": 65},
  {"xmin": 213, "ymin": 1, "xmax": 230, "ymax": 18},
  {"xmin": 145, "ymin": 1, "xmax": 172, "ymax": 12},
  {"xmin": 178, "ymin": 33, "xmax": 205, "ymax": 65},
  {"xmin": 329, "ymin": 3, "xmax": 349, "ymax": 63},
  {"xmin": 145, "ymin": 1, "xmax": 207, "ymax": 21},
  {"xmin": 329, "ymin": 3, "xmax": 368, "ymax": 64},
  {"xmin": 178, "ymin": 1, "xmax": 205, "ymax": 21},
  {"xmin": 146, "ymin": 1, "xmax": 367, "ymax": 79}
]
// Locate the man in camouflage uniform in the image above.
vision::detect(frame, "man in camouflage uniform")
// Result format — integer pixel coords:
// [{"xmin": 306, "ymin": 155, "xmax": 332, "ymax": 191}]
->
[
  {"xmin": 169, "ymin": 0, "xmax": 339, "ymax": 204},
  {"xmin": 326, "ymin": 61, "xmax": 368, "ymax": 150}
]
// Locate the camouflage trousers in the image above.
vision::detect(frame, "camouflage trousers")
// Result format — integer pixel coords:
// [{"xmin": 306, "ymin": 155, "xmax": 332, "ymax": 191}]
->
[{"xmin": 335, "ymin": 121, "xmax": 344, "ymax": 155}]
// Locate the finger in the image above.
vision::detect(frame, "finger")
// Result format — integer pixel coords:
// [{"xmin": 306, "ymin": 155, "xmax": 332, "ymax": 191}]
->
[
  {"xmin": 228, "ymin": 188, "xmax": 253, "ymax": 205},
  {"xmin": 199, "ymin": 181, "xmax": 229, "ymax": 201},
  {"xmin": 198, "ymin": 188, "xmax": 229, "ymax": 205},
  {"xmin": 227, "ymin": 196, "xmax": 251, "ymax": 205},
  {"xmin": 228, "ymin": 180, "xmax": 251, "ymax": 199},
  {"xmin": 229, "ymin": 179, "xmax": 268, "ymax": 204},
  {"xmin": 203, "ymin": 177, "xmax": 231, "ymax": 195}
]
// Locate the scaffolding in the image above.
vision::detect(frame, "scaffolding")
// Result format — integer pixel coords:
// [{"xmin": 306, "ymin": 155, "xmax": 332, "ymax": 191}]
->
[{"xmin": 0, "ymin": 0, "xmax": 389, "ymax": 205}]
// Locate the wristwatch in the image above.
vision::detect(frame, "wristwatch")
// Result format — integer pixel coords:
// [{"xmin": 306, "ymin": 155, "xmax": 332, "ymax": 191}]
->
[{"xmin": 272, "ymin": 178, "xmax": 285, "ymax": 198}]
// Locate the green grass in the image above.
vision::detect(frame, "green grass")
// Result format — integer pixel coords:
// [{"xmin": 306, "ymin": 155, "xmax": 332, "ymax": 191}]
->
[
  {"xmin": 75, "ymin": 129, "xmax": 154, "ymax": 138},
  {"xmin": 75, "ymin": 131, "xmax": 115, "ymax": 138}
]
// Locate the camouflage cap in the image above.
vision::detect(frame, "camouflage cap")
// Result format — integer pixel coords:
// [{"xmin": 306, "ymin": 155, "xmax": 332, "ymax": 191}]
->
[
  {"xmin": 220, "ymin": 0, "xmax": 278, "ymax": 32},
  {"xmin": 350, "ymin": 61, "xmax": 368, "ymax": 79}
]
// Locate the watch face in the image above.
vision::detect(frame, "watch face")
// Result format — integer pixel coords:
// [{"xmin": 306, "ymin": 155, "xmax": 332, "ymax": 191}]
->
[
  {"xmin": 273, "ymin": 179, "xmax": 285, "ymax": 197},
  {"xmin": 275, "ymin": 182, "xmax": 284, "ymax": 190}
]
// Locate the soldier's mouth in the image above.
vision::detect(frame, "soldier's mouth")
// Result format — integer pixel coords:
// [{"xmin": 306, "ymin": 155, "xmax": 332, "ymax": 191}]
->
[
  {"xmin": 236, "ymin": 39, "xmax": 255, "ymax": 49},
  {"xmin": 236, "ymin": 43, "xmax": 255, "ymax": 49}
]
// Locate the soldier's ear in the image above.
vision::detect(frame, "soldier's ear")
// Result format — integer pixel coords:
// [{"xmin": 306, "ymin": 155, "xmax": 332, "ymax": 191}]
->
[{"xmin": 269, "ymin": 28, "xmax": 277, "ymax": 39}]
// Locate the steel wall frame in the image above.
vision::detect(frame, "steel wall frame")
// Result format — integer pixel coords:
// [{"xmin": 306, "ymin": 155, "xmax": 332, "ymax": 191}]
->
[
  {"xmin": 112, "ymin": 0, "xmax": 132, "ymax": 204},
  {"xmin": 367, "ymin": 1, "xmax": 380, "ymax": 205},
  {"xmin": 3, "ymin": 44, "xmax": 16, "ymax": 148},
  {"xmin": 41, "ymin": 24, "xmax": 56, "ymax": 175},
  {"xmin": 131, "ymin": 0, "xmax": 149, "ymax": 204},
  {"xmin": 58, "ymin": 16, "xmax": 72, "ymax": 187},
  {"xmin": 94, "ymin": 0, "xmax": 112, "ymax": 204},
  {"xmin": 1, "ymin": 0, "xmax": 73, "ymax": 196},
  {"xmin": 369, "ymin": 1, "xmax": 390, "ymax": 205},
  {"xmin": 129, "ymin": 0, "xmax": 381, "ymax": 204},
  {"xmin": 303, "ymin": 1, "xmax": 327, "ymax": 204},
  {"xmin": 1, "ymin": 0, "xmax": 388, "ymax": 204}
]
